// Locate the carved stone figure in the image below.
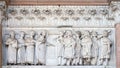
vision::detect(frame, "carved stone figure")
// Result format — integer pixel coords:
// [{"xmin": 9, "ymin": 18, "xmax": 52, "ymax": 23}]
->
[
  {"xmin": 98, "ymin": 30, "xmax": 112, "ymax": 65},
  {"xmin": 35, "ymin": 31, "xmax": 47, "ymax": 65},
  {"xmin": 17, "ymin": 31, "xmax": 26, "ymax": 65},
  {"xmin": 57, "ymin": 31, "xmax": 65, "ymax": 66},
  {"xmin": 73, "ymin": 31, "xmax": 82, "ymax": 65},
  {"xmin": 5, "ymin": 31, "xmax": 17, "ymax": 65},
  {"xmin": 91, "ymin": 31, "xmax": 99, "ymax": 65},
  {"xmin": 81, "ymin": 30, "xmax": 92, "ymax": 65},
  {"xmin": 59, "ymin": 30, "xmax": 76, "ymax": 66},
  {"xmin": 25, "ymin": 31, "xmax": 35, "ymax": 65}
]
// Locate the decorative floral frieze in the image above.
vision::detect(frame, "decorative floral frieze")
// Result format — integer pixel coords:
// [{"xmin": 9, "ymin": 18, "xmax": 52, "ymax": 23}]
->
[
  {"xmin": 42, "ymin": 9, "xmax": 52, "ymax": 15},
  {"xmin": 54, "ymin": 9, "xmax": 62, "ymax": 15},
  {"xmin": 88, "ymin": 10, "xmax": 97, "ymax": 15},
  {"xmin": 20, "ymin": 9, "xmax": 29, "ymax": 15},
  {"xmin": 31, "ymin": 9, "xmax": 40, "ymax": 16},
  {"xmin": 99, "ymin": 9, "xmax": 108, "ymax": 16},
  {"xmin": 65, "ymin": 10, "xmax": 74, "ymax": 16},
  {"xmin": 72, "ymin": 17, "xmax": 80, "ymax": 21},
  {"xmin": 7, "ymin": 6, "xmax": 109, "ymax": 17},
  {"xmin": 61, "ymin": 17, "xmax": 69, "ymax": 21},
  {"xmin": 110, "ymin": 2, "xmax": 120, "ymax": 12},
  {"xmin": 77, "ymin": 9, "xmax": 85, "ymax": 15},
  {"xmin": 8, "ymin": 9, "xmax": 17, "ymax": 16},
  {"xmin": 38, "ymin": 16, "xmax": 46, "ymax": 20},
  {"xmin": 5, "ymin": 2, "xmax": 120, "ymax": 28},
  {"xmin": 15, "ymin": 16, "xmax": 23, "ymax": 20}
]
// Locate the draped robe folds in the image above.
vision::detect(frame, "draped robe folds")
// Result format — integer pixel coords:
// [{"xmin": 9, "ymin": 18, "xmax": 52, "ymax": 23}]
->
[
  {"xmin": 25, "ymin": 38, "xmax": 35, "ymax": 64},
  {"xmin": 63, "ymin": 38, "xmax": 75, "ymax": 59},
  {"xmin": 6, "ymin": 38, "xmax": 17, "ymax": 64},
  {"xmin": 17, "ymin": 38, "xmax": 25, "ymax": 64},
  {"xmin": 99, "ymin": 37, "xmax": 112, "ymax": 59},
  {"xmin": 35, "ymin": 36, "xmax": 46, "ymax": 64},
  {"xmin": 81, "ymin": 37, "xmax": 92, "ymax": 58},
  {"xmin": 92, "ymin": 37, "xmax": 98, "ymax": 58}
]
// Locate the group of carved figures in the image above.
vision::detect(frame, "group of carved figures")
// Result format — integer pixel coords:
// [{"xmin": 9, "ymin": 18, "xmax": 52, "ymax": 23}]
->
[{"xmin": 5, "ymin": 30, "xmax": 112, "ymax": 66}]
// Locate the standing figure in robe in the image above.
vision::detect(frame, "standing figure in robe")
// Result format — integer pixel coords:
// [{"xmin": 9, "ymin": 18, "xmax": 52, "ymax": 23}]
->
[
  {"xmin": 73, "ymin": 31, "xmax": 82, "ymax": 65},
  {"xmin": 91, "ymin": 31, "xmax": 99, "ymax": 65},
  {"xmin": 81, "ymin": 30, "xmax": 92, "ymax": 65},
  {"xmin": 57, "ymin": 31, "xmax": 65, "ymax": 66},
  {"xmin": 17, "ymin": 31, "xmax": 26, "ymax": 65},
  {"xmin": 25, "ymin": 30, "xmax": 35, "ymax": 65},
  {"xmin": 98, "ymin": 30, "xmax": 112, "ymax": 65},
  {"xmin": 5, "ymin": 31, "xmax": 17, "ymax": 65},
  {"xmin": 59, "ymin": 30, "xmax": 76, "ymax": 66},
  {"xmin": 35, "ymin": 31, "xmax": 47, "ymax": 65}
]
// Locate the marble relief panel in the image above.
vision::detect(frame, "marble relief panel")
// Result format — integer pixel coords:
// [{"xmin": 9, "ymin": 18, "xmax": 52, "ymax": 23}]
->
[{"xmin": 2, "ymin": 28, "xmax": 116, "ymax": 68}]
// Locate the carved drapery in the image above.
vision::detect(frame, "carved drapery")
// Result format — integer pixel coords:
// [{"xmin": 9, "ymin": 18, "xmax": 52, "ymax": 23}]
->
[{"xmin": 1, "ymin": 1, "xmax": 120, "ymax": 68}]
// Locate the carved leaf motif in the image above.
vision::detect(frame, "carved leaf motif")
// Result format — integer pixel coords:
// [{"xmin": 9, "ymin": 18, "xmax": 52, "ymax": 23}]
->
[
  {"xmin": 9, "ymin": 9, "xmax": 17, "ymax": 16},
  {"xmin": 65, "ymin": 10, "xmax": 74, "ymax": 15},
  {"xmin": 106, "ymin": 17, "xmax": 115, "ymax": 21},
  {"xmin": 27, "ymin": 17, "xmax": 35, "ymax": 20},
  {"xmin": 54, "ymin": 9, "xmax": 62, "ymax": 15},
  {"xmin": 61, "ymin": 17, "xmax": 69, "ymax": 21},
  {"xmin": 20, "ymin": 9, "xmax": 29, "ymax": 15},
  {"xmin": 110, "ymin": 4, "xmax": 119, "ymax": 12},
  {"xmin": 83, "ymin": 17, "xmax": 91, "ymax": 21},
  {"xmin": 31, "ymin": 9, "xmax": 40, "ymax": 15},
  {"xmin": 15, "ymin": 16, "xmax": 23, "ymax": 20},
  {"xmin": 95, "ymin": 17, "xmax": 102, "ymax": 20},
  {"xmin": 77, "ymin": 9, "xmax": 85, "ymax": 15},
  {"xmin": 100, "ymin": 9, "xmax": 108, "ymax": 15},
  {"xmin": 42, "ymin": 9, "xmax": 52, "ymax": 15},
  {"xmin": 72, "ymin": 17, "xmax": 80, "ymax": 21},
  {"xmin": 38, "ymin": 16, "xmax": 46, "ymax": 20},
  {"xmin": 88, "ymin": 10, "xmax": 97, "ymax": 15}
]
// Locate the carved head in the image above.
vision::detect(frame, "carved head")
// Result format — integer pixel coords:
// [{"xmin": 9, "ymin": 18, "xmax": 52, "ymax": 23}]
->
[
  {"xmin": 40, "ymin": 30, "xmax": 46, "ymax": 36},
  {"xmin": 9, "ymin": 30, "xmax": 15, "ymax": 38},
  {"xmin": 82, "ymin": 30, "xmax": 90, "ymax": 37},
  {"xmin": 91, "ymin": 31, "xmax": 98, "ymax": 37},
  {"xmin": 64, "ymin": 30, "xmax": 72, "ymax": 37},
  {"xmin": 76, "ymin": 31, "xmax": 81, "ymax": 36},
  {"xmin": 102, "ymin": 30, "xmax": 111, "ymax": 37},
  {"xmin": 29, "ymin": 30, "xmax": 35, "ymax": 36},
  {"xmin": 20, "ymin": 31, "xmax": 25, "ymax": 38}
]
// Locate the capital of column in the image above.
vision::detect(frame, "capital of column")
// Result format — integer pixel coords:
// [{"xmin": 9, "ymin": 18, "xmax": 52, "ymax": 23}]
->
[{"xmin": 110, "ymin": 1, "xmax": 120, "ymax": 12}]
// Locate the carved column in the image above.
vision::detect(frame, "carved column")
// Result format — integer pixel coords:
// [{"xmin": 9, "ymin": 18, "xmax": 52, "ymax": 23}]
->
[
  {"xmin": 0, "ymin": 1, "xmax": 6, "ymax": 67},
  {"xmin": 110, "ymin": 1, "xmax": 120, "ymax": 68}
]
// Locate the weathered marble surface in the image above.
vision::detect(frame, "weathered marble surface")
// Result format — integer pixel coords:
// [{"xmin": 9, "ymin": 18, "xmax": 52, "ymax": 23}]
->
[
  {"xmin": 1, "ymin": 1, "xmax": 120, "ymax": 68},
  {"xmin": 2, "ymin": 28, "xmax": 116, "ymax": 66}
]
